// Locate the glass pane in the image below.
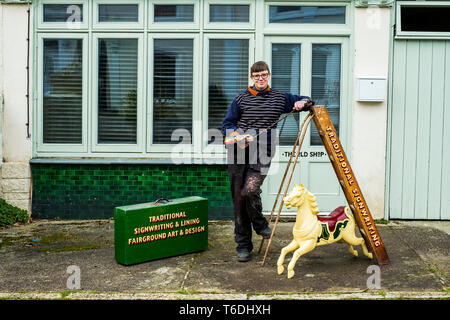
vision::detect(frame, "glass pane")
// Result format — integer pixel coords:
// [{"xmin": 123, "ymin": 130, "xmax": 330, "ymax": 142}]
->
[
  {"xmin": 98, "ymin": 39, "xmax": 138, "ymax": 144},
  {"xmin": 153, "ymin": 39, "xmax": 193, "ymax": 144},
  {"xmin": 269, "ymin": 6, "xmax": 345, "ymax": 24},
  {"xmin": 209, "ymin": 5, "xmax": 249, "ymax": 23},
  {"xmin": 271, "ymin": 44, "xmax": 301, "ymax": 145},
  {"xmin": 43, "ymin": 4, "xmax": 83, "ymax": 23},
  {"xmin": 154, "ymin": 5, "xmax": 194, "ymax": 22},
  {"xmin": 208, "ymin": 39, "xmax": 249, "ymax": 143},
  {"xmin": 311, "ymin": 44, "xmax": 341, "ymax": 145},
  {"xmin": 401, "ymin": 6, "xmax": 450, "ymax": 32},
  {"xmin": 98, "ymin": 4, "xmax": 139, "ymax": 22},
  {"xmin": 43, "ymin": 39, "xmax": 83, "ymax": 144}
]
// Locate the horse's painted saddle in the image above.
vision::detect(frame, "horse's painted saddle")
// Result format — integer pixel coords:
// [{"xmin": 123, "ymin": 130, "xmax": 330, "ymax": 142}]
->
[{"xmin": 317, "ymin": 206, "xmax": 347, "ymax": 232}]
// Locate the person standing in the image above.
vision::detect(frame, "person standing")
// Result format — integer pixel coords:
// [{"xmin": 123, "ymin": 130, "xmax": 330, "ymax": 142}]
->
[{"xmin": 222, "ymin": 61, "xmax": 312, "ymax": 262}]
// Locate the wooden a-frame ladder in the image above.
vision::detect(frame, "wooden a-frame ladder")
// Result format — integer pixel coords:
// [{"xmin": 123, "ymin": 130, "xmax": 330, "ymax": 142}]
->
[{"xmin": 260, "ymin": 106, "xmax": 390, "ymax": 266}]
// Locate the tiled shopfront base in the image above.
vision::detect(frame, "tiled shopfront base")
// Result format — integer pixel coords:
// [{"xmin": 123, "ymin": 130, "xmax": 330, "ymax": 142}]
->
[{"xmin": 31, "ymin": 163, "xmax": 233, "ymax": 220}]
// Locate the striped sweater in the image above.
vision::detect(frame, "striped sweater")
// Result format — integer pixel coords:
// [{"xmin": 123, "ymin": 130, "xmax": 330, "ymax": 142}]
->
[{"xmin": 222, "ymin": 86, "xmax": 310, "ymax": 138}]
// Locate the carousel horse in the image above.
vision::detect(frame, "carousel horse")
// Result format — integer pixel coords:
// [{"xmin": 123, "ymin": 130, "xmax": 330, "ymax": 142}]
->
[{"xmin": 277, "ymin": 184, "xmax": 373, "ymax": 279}]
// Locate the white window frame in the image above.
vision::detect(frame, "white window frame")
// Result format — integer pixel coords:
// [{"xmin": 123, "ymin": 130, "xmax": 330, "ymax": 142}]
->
[
  {"xmin": 37, "ymin": 0, "xmax": 89, "ymax": 30},
  {"xmin": 93, "ymin": 0, "xmax": 145, "ymax": 30},
  {"xmin": 204, "ymin": 0, "xmax": 255, "ymax": 30},
  {"xmin": 395, "ymin": 1, "xmax": 450, "ymax": 39},
  {"xmin": 147, "ymin": 33, "xmax": 201, "ymax": 156},
  {"xmin": 264, "ymin": 1, "xmax": 351, "ymax": 36},
  {"xmin": 91, "ymin": 33, "xmax": 145, "ymax": 153},
  {"xmin": 33, "ymin": 0, "xmax": 354, "ymax": 162},
  {"xmin": 36, "ymin": 33, "xmax": 89, "ymax": 153},
  {"xmin": 148, "ymin": 0, "xmax": 200, "ymax": 30},
  {"xmin": 201, "ymin": 33, "xmax": 254, "ymax": 158}
]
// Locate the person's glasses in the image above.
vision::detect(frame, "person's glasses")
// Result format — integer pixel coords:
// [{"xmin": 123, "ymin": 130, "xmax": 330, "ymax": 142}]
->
[{"xmin": 251, "ymin": 72, "xmax": 270, "ymax": 80}]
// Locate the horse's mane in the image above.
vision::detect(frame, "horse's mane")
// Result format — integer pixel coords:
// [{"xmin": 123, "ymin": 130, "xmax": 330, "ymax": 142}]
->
[{"xmin": 305, "ymin": 189, "xmax": 320, "ymax": 215}]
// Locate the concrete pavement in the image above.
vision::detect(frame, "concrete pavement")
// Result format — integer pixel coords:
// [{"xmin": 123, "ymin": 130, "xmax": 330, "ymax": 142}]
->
[{"xmin": 0, "ymin": 219, "xmax": 448, "ymax": 300}]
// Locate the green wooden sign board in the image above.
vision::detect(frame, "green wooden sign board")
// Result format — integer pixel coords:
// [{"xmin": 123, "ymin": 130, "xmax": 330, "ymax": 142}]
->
[{"xmin": 114, "ymin": 196, "xmax": 208, "ymax": 265}]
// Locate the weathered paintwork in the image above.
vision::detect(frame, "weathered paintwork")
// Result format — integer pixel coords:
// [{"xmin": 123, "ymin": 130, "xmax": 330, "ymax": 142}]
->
[{"xmin": 311, "ymin": 106, "xmax": 389, "ymax": 265}]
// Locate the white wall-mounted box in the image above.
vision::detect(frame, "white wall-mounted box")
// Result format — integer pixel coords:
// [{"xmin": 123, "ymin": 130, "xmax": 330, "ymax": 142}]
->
[{"xmin": 357, "ymin": 77, "xmax": 387, "ymax": 102}]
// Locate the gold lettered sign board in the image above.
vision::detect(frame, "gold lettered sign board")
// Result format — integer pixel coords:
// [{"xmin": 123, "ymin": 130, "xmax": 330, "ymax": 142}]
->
[
  {"xmin": 114, "ymin": 196, "xmax": 208, "ymax": 265},
  {"xmin": 311, "ymin": 106, "xmax": 390, "ymax": 265}
]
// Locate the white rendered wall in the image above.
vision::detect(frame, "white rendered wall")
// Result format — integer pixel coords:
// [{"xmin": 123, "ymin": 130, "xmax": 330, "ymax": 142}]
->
[
  {"xmin": 352, "ymin": 6, "xmax": 391, "ymax": 219},
  {"xmin": 0, "ymin": 3, "xmax": 32, "ymax": 211}
]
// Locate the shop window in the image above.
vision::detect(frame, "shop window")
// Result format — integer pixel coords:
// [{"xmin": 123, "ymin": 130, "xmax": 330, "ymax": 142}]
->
[
  {"xmin": 39, "ymin": 1, "xmax": 88, "ymax": 29},
  {"xmin": 153, "ymin": 5, "xmax": 195, "ymax": 22},
  {"xmin": 311, "ymin": 44, "xmax": 341, "ymax": 145},
  {"xmin": 43, "ymin": 38, "xmax": 83, "ymax": 144},
  {"xmin": 98, "ymin": 38, "xmax": 138, "ymax": 144},
  {"xmin": 93, "ymin": 1, "xmax": 143, "ymax": 29},
  {"xmin": 401, "ymin": 7, "xmax": 450, "ymax": 32},
  {"xmin": 152, "ymin": 39, "xmax": 194, "ymax": 144},
  {"xmin": 269, "ymin": 6, "xmax": 346, "ymax": 24},
  {"xmin": 43, "ymin": 3, "xmax": 84, "ymax": 22},
  {"xmin": 208, "ymin": 39, "xmax": 249, "ymax": 142},
  {"xmin": 271, "ymin": 43, "xmax": 301, "ymax": 145},
  {"xmin": 397, "ymin": 3, "xmax": 450, "ymax": 38},
  {"xmin": 35, "ymin": 0, "xmax": 348, "ymax": 159},
  {"xmin": 204, "ymin": 1, "xmax": 254, "ymax": 29},
  {"xmin": 98, "ymin": 4, "xmax": 139, "ymax": 22},
  {"xmin": 209, "ymin": 4, "xmax": 249, "ymax": 23}
]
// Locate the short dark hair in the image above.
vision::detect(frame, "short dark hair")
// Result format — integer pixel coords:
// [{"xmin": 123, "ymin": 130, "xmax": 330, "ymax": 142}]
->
[{"xmin": 250, "ymin": 61, "xmax": 270, "ymax": 75}]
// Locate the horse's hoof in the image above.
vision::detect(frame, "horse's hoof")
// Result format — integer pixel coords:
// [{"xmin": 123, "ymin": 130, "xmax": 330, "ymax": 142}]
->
[
  {"xmin": 287, "ymin": 270, "xmax": 295, "ymax": 279},
  {"xmin": 277, "ymin": 265, "xmax": 284, "ymax": 275},
  {"xmin": 367, "ymin": 253, "xmax": 373, "ymax": 259}
]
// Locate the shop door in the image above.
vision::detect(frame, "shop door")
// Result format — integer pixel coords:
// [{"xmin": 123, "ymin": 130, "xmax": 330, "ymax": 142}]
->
[{"xmin": 261, "ymin": 37, "xmax": 349, "ymax": 215}]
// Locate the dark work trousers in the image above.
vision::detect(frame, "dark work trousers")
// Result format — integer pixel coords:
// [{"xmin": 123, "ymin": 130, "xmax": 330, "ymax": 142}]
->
[{"xmin": 227, "ymin": 164, "xmax": 269, "ymax": 252}]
